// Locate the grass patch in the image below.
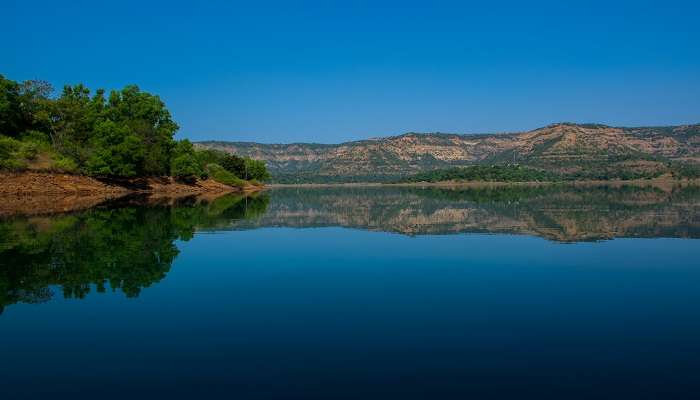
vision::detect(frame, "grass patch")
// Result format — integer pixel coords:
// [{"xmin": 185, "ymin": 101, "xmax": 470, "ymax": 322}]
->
[
  {"xmin": 0, "ymin": 136, "xmax": 26, "ymax": 170},
  {"xmin": 206, "ymin": 163, "xmax": 247, "ymax": 188},
  {"xmin": 0, "ymin": 133, "xmax": 79, "ymax": 173}
]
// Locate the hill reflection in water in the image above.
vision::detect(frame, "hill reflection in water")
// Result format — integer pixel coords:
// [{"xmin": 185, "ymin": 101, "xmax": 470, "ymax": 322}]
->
[
  {"xmin": 238, "ymin": 184, "xmax": 700, "ymax": 242},
  {"xmin": 2, "ymin": 184, "xmax": 699, "ymax": 313}
]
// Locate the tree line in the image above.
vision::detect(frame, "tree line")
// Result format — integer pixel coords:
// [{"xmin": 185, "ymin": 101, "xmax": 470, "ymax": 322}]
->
[
  {"xmin": 400, "ymin": 165, "xmax": 560, "ymax": 183},
  {"xmin": 398, "ymin": 162, "xmax": 700, "ymax": 183},
  {"xmin": 0, "ymin": 74, "xmax": 269, "ymax": 183}
]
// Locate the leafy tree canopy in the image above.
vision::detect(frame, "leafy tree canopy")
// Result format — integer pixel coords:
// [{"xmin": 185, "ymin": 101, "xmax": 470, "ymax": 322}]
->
[{"xmin": 0, "ymin": 73, "xmax": 270, "ymax": 184}]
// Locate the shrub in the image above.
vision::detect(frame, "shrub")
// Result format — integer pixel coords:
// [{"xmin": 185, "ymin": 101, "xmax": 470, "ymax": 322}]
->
[
  {"xmin": 0, "ymin": 135, "xmax": 21, "ymax": 159},
  {"xmin": 194, "ymin": 148, "xmax": 227, "ymax": 167},
  {"xmin": 221, "ymin": 154, "xmax": 246, "ymax": 177},
  {"xmin": 0, "ymin": 136, "xmax": 25, "ymax": 170},
  {"xmin": 52, "ymin": 155, "xmax": 79, "ymax": 173},
  {"xmin": 170, "ymin": 139, "xmax": 204, "ymax": 181},
  {"xmin": 84, "ymin": 121, "xmax": 145, "ymax": 177},
  {"xmin": 171, "ymin": 154, "xmax": 202, "ymax": 182},
  {"xmin": 0, "ymin": 157, "xmax": 25, "ymax": 170},
  {"xmin": 206, "ymin": 163, "xmax": 246, "ymax": 188},
  {"xmin": 20, "ymin": 130, "xmax": 51, "ymax": 145},
  {"xmin": 243, "ymin": 158, "xmax": 271, "ymax": 181},
  {"xmin": 18, "ymin": 141, "xmax": 39, "ymax": 160}
]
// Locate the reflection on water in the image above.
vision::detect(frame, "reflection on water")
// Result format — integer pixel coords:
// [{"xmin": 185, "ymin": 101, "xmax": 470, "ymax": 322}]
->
[
  {"xmin": 1, "ymin": 184, "xmax": 700, "ymax": 398},
  {"xmin": 250, "ymin": 184, "xmax": 700, "ymax": 241},
  {"xmin": 1, "ymin": 184, "xmax": 699, "ymax": 314},
  {"xmin": 0, "ymin": 193, "xmax": 269, "ymax": 314}
]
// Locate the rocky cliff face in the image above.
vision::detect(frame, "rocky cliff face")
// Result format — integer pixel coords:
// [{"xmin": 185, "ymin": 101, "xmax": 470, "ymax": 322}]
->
[{"xmin": 196, "ymin": 123, "xmax": 700, "ymax": 182}]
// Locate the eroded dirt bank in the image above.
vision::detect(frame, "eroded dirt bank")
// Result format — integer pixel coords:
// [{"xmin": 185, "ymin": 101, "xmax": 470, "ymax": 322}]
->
[
  {"xmin": 0, "ymin": 171, "xmax": 128, "ymax": 195},
  {"xmin": 0, "ymin": 172, "xmax": 244, "ymax": 195},
  {"xmin": 0, "ymin": 172, "xmax": 263, "ymax": 217}
]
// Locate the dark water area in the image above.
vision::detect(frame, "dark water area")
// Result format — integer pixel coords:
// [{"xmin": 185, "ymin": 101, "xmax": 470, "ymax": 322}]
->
[{"xmin": 1, "ymin": 185, "xmax": 699, "ymax": 399}]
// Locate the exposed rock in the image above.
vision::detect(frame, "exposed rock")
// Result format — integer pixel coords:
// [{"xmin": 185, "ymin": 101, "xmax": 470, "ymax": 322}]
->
[
  {"xmin": 197, "ymin": 123, "xmax": 700, "ymax": 181},
  {"xmin": 0, "ymin": 172, "xmax": 261, "ymax": 195}
]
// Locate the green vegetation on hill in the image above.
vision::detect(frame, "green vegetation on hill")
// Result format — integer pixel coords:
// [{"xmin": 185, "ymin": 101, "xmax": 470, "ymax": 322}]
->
[
  {"xmin": 400, "ymin": 165, "xmax": 559, "ymax": 183},
  {"xmin": 0, "ymin": 133, "xmax": 77, "ymax": 172},
  {"xmin": 0, "ymin": 73, "xmax": 269, "ymax": 185},
  {"xmin": 205, "ymin": 163, "xmax": 246, "ymax": 188},
  {"xmin": 670, "ymin": 162, "xmax": 700, "ymax": 179},
  {"xmin": 197, "ymin": 123, "xmax": 700, "ymax": 183},
  {"xmin": 398, "ymin": 162, "xmax": 695, "ymax": 183}
]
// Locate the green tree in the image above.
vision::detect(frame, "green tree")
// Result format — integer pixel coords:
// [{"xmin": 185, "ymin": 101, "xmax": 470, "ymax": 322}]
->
[
  {"xmin": 0, "ymin": 75, "xmax": 53, "ymax": 139},
  {"xmin": 195, "ymin": 148, "xmax": 227, "ymax": 167},
  {"xmin": 0, "ymin": 75, "xmax": 22, "ymax": 137},
  {"xmin": 106, "ymin": 85, "xmax": 178, "ymax": 176},
  {"xmin": 85, "ymin": 120, "xmax": 145, "ymax": 177},
  {"xmin": 221, "ymin": 154, "xmax": 246, "ymax": 177},
  {"xmin": 244, "ymin": 158, "xmax": 272, "ymax": 181},
  {"xmin": 170, "ymin": 139, "xmax": 203, "ymax": 181},
  {"xmin": 42, "ymin": 83, "xmax": 109, "ymax": 165},
  {"xmin": 1, "ymin": 73, "xmax": 273, "ymax": 182}
]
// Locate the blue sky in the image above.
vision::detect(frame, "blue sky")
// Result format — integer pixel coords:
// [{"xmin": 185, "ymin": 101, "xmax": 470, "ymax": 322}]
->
[{"xmin": 2, "ymin": 0, "xmax": 699, "ymax": 143}]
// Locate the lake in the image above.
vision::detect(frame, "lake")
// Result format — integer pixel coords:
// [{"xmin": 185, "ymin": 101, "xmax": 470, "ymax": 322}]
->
[{"xmin": 1, "ymin": 184, "xmax": 699, "ymax": 399}]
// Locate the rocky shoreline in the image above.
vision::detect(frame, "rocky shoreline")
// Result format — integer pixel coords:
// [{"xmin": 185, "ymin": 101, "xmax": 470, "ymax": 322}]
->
[
  {"xmin": 0, "ymin": 171, "xmax": 263, "ymax": 195},
  {"xmin": 0, "ymin": 172, "xmax": 263, "ymax": 217}
]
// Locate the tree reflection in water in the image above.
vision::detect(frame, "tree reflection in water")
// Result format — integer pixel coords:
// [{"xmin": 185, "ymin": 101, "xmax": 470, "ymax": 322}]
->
[
  {"xmin": 2, "ymin": 183, "xmax": 700, "ymax": 314},
  {"xmin": 0, "ymin": 193, "xmax": 269, "ymax": 314}
]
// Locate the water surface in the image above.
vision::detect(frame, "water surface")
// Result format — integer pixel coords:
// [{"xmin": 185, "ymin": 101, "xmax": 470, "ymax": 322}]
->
[{"xmin": 1, "ymin": 185, "xmax": 699, "ymax": 399}]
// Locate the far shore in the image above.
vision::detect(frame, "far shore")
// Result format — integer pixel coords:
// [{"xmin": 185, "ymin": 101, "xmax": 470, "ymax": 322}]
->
[
  {"xmin": 2, "ymin": 172, "xmax": 697, "ymax": 217},
  {"xmin": 3, "ymin": 171, "xmax": 698, "ymax": 200},
  {"xmin": 268, "ymin": 177, "xmax": 700, "ymax": 190}
]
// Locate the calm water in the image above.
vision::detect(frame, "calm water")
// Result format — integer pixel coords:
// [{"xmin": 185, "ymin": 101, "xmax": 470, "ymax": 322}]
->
[{"xmin": 1, "ymin": 185, "xmax": 699, "ymax": 399}]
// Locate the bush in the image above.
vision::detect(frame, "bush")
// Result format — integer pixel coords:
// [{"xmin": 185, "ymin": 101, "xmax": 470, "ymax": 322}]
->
[
  {"xmin": 0, "ymin": 134, "xmax": 81, "ymax": 172},
  {"xmin": 171, "ymin": 154, "xmax": 202, "ymax": 182},
  {"xmin": 194, "ymin": 148, "xmax": 227, "ymax": 167},
  {"xmin": 0, "ymin": 157, "xmax": 25, "ymax": 170},
  {"xmin": 20, "ymin": 130, "xmax": 51, "ymax": 145},
  {"xmin": 84, "ymin": 121, "xmax": 145, "ymax": 177},
  {"xmin": 52, "ymin": 155, "xmax": 78, "ymax": 173},
  {"xmin": 18, "ymin": 141, "xmax": 39, "ymax": 160},
  {"xmin": 0, "ymin": 135, "xmax": 21, "ymax": 159},
  {"xmin": 221, "ymin": 154, "xmax": 246, "ymax": 177},
  {"xmin": 244, "ymin": 158, "xmax": 271, "ymax": 181},
  {"xmin": 206, "ymin": 163, "xmax": 246, "ymax": 188},
  {"xmin": 0, "ymin": 136, "xmax": 25, "ymax": 170},
  {"xmin": 170, "ymin": 139, "xmax": 204, "ymax": 181}
]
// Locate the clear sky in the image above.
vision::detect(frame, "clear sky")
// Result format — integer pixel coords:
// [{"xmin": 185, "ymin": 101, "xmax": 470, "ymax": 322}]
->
[{"xmin": 2, "ymin": 0, "xmax": 699, "ymax": 143}]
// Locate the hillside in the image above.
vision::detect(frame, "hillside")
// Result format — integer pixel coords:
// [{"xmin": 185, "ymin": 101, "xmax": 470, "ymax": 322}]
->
[{"xmin": 196, "ymin": 123, "xmax": 700, "ymax": 182}]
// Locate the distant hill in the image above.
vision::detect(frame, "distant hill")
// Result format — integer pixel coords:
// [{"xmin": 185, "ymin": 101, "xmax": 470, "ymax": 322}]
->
[{"xmin": 195, "ymin": 123, "xmax": 700, "ymax": 182}]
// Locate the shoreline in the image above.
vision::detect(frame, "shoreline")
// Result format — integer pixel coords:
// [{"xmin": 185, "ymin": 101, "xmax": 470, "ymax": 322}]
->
[
  {"xmin": 0, "ymin": 171, "xmax": 263, "ymax": 196},
  {"xmin": 268, "ymin": 177, "xmax": 700, "ymax": 189},
  {"xmin": 3, "ymin": 171, "xmax": 696, "ymax": 196},
  {"xmin": 0, "ymin": 171, "xmax": 264, "ymax": 217},
  {"xmin": 0, "ymin": 172, "xmax": 265, "ymax": 218}
]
